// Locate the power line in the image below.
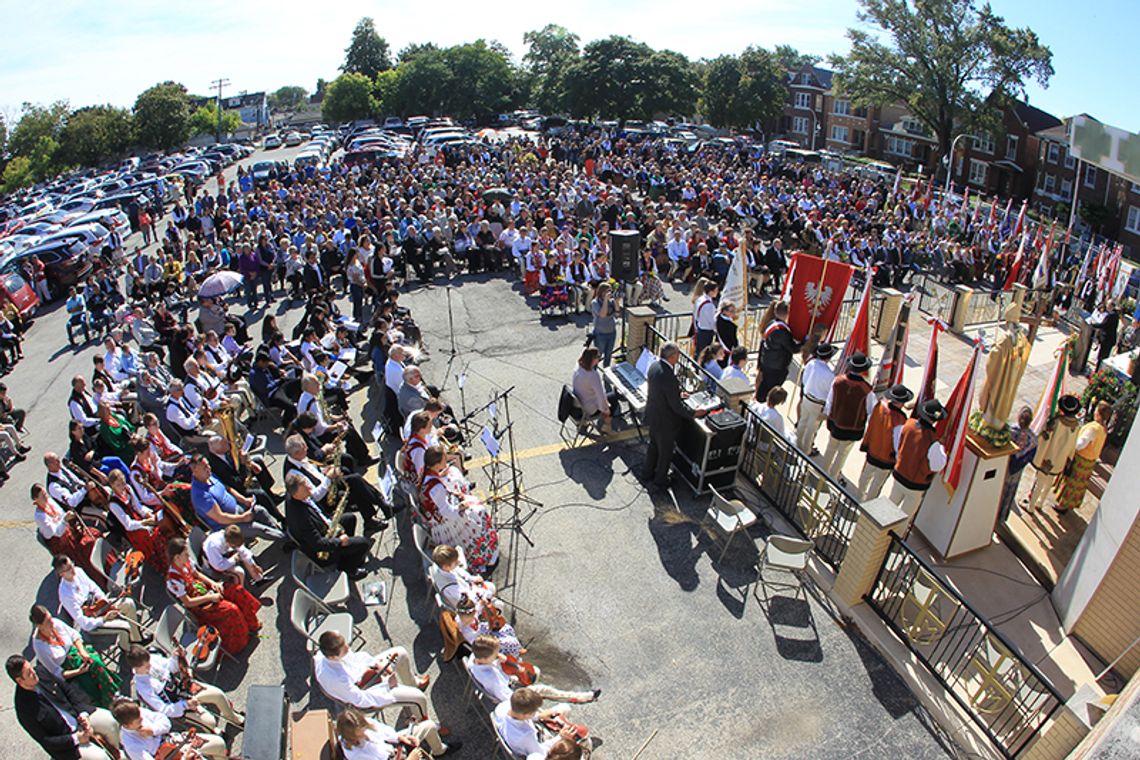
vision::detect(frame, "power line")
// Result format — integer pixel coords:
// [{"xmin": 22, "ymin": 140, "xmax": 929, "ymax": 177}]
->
[{"xmin": 210, "ymin": 78, "xmax": 230, "ymax": 143}]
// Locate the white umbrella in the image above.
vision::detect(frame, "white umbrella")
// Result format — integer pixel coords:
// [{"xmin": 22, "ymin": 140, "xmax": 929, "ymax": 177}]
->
[{"xmin": 197, "ymin": 270, "xmax": 243, "ymax": 299}]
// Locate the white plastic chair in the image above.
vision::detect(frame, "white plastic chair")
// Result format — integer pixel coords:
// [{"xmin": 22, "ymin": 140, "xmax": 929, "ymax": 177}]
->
[
  {"xmin": 702, "ymin": 485, "xmax": 759, "ymax": 565},
  {"xmin": 154, "ymin": 605, "xmax": 220, "ymax": 675},
  {"xmin": 290, "ymin": 589, "xmax": 355, "ymax": 653},
  {"xmin": 291, "ymin": 551, "xmax": 351, "ymax": 609},
  {"xmin": 756, "ymin": 534, "xmax": 814, "ymax": 602}
]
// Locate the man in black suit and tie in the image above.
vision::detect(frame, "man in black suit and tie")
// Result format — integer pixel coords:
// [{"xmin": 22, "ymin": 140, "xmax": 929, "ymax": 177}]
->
[
  {"xmin": 641, "ymin": 342, "xmax": 707, "ymax": 489},
  {"xmin": 284, "ymin": 473, "xmax": 371, "ymax": 580},
  {"xmin": 8, "ymin": 654, "xmax": 119, "ymax": 759}
]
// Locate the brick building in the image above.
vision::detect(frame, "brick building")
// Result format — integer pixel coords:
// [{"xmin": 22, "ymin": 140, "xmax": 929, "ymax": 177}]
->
[
  {"xmin": 951, "ymin": 102, "xmax": 1060, "ymax": 201},
  {"xmin": 776, "ymin": 64, "xmax": 831, "ymax": 150}
]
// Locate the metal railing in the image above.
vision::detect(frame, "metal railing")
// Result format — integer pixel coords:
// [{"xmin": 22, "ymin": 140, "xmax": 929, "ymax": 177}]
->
[
  {"xmin": 915, "ymin": 273, "xmax": 958, "ymax": 323},
  {"xmin": 963, "ymin": 288, "xmax": 1014, "ymax": 327},
  {"xmin": 830, "ymin": 287, "xmax": 887, "ymax": 341},
  {"xmin": 865, "ymin": 534, "xmax": 1064, "ymax": 758},
  {"xmin": 737, "ymin": 406, "xmax": 858, "ymax": 570},
  {"xmin": 644, "ymin": 324, "xmax": 732, "ymax": 401}
]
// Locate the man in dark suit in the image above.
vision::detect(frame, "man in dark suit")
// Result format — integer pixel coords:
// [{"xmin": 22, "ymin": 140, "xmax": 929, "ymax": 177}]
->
[
  {"xmin": 284, "ymin": 473, "xmax": 371, "ymax": 580},
  {"xmin": 757, "ymin": 301, "xmax": 803, "ymax": 401},
  {"xmin": 205, "ymin": 435, "xmax": 285, "ymax": 523},
  {"xmin": 641, "ymin": 342, "xmax": 707, "ymax": 489},
  {"xmin": 8, "ymin": 654, "xmax": 118, "ymax": 759}
]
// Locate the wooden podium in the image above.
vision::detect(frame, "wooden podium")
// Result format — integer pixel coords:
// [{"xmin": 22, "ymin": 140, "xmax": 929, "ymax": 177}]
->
[{"xmin": 914, "ymin": 432, "xmax": 1017, "ymax": 559}]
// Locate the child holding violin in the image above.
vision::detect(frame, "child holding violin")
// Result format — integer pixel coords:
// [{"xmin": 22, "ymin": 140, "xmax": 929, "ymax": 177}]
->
[
  {"xmin": 492, "ymin": 687, "xmax": 594, "ymax": 760},
  {"xmin": 429, "ymin": 544, "xmax": 494, "ymax": 611},
  {"xmin": 335, "ymin": 706, "xmax": 461, "ymax": 759},
  {"xmin": 470, "ymin": 635, "xmax": 599, "ymax": 706},
  {"xmin": 455, "ymin": 595, "xmax": 524, "ymax": 658}
]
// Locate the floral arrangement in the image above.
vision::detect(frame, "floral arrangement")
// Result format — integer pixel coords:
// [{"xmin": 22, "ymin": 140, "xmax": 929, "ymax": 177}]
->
[
  {"xmin": 1082, "ymin": 368, "xmax": 1129, "ymax": 411},
  {"xmin": 968, "ymin": 411, "xmax": 1012, "ymax": 448}
]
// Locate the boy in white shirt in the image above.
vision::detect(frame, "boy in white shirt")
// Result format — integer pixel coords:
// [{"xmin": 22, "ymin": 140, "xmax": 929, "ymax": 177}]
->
[
  {"xmin": 202, "ymin": 525, "xmax": 264, "ymax": 586},
  {"xmin": 492, "ymin": 688, "xmax": 588, "ymax": 760},
  {"xmin": 111, "ymin": 698, "xmax": 227, "ymax": 760},
  {"xmin": 469, "ymin": 635, "xmax": 598, "ymax": 705}
]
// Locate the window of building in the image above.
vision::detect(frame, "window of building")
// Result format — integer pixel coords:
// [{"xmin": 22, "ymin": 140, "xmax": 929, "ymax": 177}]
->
[
  {"xmin": 833, "ymin": 99, "xmax": 850, "ymax": 116},
  {"xmin": 968, "ymin": 159, "xmax": 987, "ymax": 186},
  {"xmin": 1131, "ymin": 183, "xmax": 1140, "ymax": 195},
  {"xmin": 956, "ymin": 155, "xmax": 965, "ymax": 177},
  {"xmin": 852, "ymin": 129, "xmax": 866, "ymax": 149},
  {"xmin": 1043, "ymin": 174, "xmax": 1055, "ymax": 194},
  {"xmin": 1063, "ymin": 150, "xmax": 1075, "ymax": 169},
  {"xmin": 791, "ymin": 116, "xmax": 809, "ymax": 134},
  {"xmin": 1060, "ymin": 179, "xmax": 1072, "ymax": 201},
  {"xmin": 1127, "ymin": 205, "xmax": 1140, "ymax": 235},
  {"xmin": 886, "ymin": 136, "xmax": 914, "ymax": 157},
  {"xmin": 973, "ymin": 133, "xmax": 995, "ymax": 154},
  {"xmin": 1006, "ymin": 135, "xmax": 1019, "ymax": 161},
  {"xmin": 1047, "ymin": 143, "xmax": 1060, "ymax": 163},
  {"xmin": 1085, "ymin": 165, "xmax": 1098, "ymax": 188},
  {"xmin": 853, "ymin": 106, "xmax": 868, "ymax": 118},
  {"xmin": 830, "ymin": 125, "xmax": 849, "ymax": 143},
  {"xmin": 794, "ymin": 92, "xmax": 812, "ymax": 109},
  {"xmin": 902, "ymin": 118, "xmax": 925, "ymax": 135},
  {"xmin": 800, "ymin": 72, "xmax": 810, "ymax": 85}
]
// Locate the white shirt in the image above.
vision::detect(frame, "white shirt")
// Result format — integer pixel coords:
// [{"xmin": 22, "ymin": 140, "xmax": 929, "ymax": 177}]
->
[
  {"xmin": 384, "ymin": 359, "xmax": 405, "ymax": 396},
  {"xmin": 36, "ymin": 498, "xmax": 71, "ymax": 539},
  {"xmin": 110, "ymin": 490, "xmax": 155, "ymax": 532},
  {"xmin": 470, "ymin": 661, "xmax": 513, "ymax": 703},
  {"xmin": 314, "ymin": 652, "xmax": 399, "ymax": 709},
  {"xmin": 133, "ymin": 653, "xmax": 189, "ymax": 717},
  {"xmin": 748, "ymin": 401, "xmax": 786, "ymax": 439},
  {"xmin": 722, "ymin": 366, "xmax": 749, "ymax": 385},
  {"xmin": 202, "ymin": 529, "xmax": 252, "ymax": 574},
  {"xmin": 492, "ymin": 700, "xmax": 551, "ymax": 759},
  {"xmin": 58, "ymin": 567, "xmax": 109, "ymax": 633},
  {"xmin": 429, "ymin": 563, "xmax": 484, "ymax": 611},
  {"xmin": 120, "ymin": 707, "xmax": 172, "ymax": 760},
  {"xmin": 47, "ymin": 468, "xmax": 87, "ymax": 509},
  {"xmin": 339, "ymin": 720, "xmax": 405, "ymax": 760},
  {"xmin": 297, "ymin": 391, "xmax": 329, "ymax": 436},
  {"xmin": 667, "ymin": 238, "xmax": 689, "ymax": 262},
  {"xmin": 927, "ymin": 441, "xmax": 949, "ymax": 472},
  {"xmin": 32, "ymin": 618, "xmax": 83, "ymax": 681},
  {"xmin": 165, "ymin": 395, "xmax": 200, "ymax": 433},
  {"xmin": 800, "ymin": 358, "xmax": 835, "ymax": 403},
  {"xmin": 286, "ymin": 456, "xmax": 330, "ymax": 502},
  {"xmin": 184, "ymin": 372, "xmax": 222, "ymax": 411},
  {"xmin": 69, "ymin": 393, "xmax": 99, "ymax": 428},
  {"xmin": 693, "ymin": 294, "xmax": 716, "ymax": 331}
]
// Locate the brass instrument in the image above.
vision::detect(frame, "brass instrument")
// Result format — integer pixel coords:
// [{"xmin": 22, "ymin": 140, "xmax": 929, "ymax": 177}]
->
[
  {"xmin": 217, "ymin": 406, "xmax": 241, "ymax": 470},
  {"xmin": 316, "ymin": 485, "xmax": 351, "ymax": 562}
]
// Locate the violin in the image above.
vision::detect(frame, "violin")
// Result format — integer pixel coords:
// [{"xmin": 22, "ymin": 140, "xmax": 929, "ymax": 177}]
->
[
  {"xmin": 356, "ymin": 652, "xmax": 400, "ymax": 690},
  {"xmin": 140, "ymin": 482, "xmax": 191, "ymax": 538},
  {"xmin": 155, "ymin": 728, "xmax": 206, "ymax": 760},
  {"xmin": 539, "ymin": 713, "xmax": 590, "ymax": 742},
  {"xmin": 173, "ymin": 646, "xmax": 203, "ymax": 699},
  {"xmin": 479, "ymin": 600, "xmax": 507, "ymax": 631},
  {"xmin": 189, "ymin": 625, "xmax": 221, "ymax": 665},
  {"xmin": 500, "ymin": 654, "xmax": 537, "ymax": 687}
]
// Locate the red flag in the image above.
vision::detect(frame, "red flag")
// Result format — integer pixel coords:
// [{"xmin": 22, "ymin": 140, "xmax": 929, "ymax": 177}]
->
[
  {"xmin": 784, "ymin": 253, "xmax": 854, "ymax": 341},
  {"xmin": 873, "ymin": 296, "xmax": 913, "ymax": 393},
  {"xmin": 1031, "ymin": 345, "xmax": 1068, "ymax": 434},
  {"xmin": 972, "ymin": 194, "xmax": 983, "ymax": 225},
  {"xmin": 1003, "ymin": 230, "xmax": 1029, "ymax": 291},
  {"xmin": 835, "ymin": 271, "xmax": 872, "ymax": 369},
  {"xmin": 891, "ymin": 167, "xmax": 901, "ymax": 199},
  {"xmin": 987, "ymin": 198, "xmax": 998, "ymax": 228},
  {"xmin": 1002, "ymin": 197, "xmax": 1013, "ymax": 230},
  {"xmin": 941, "ymin": 342, "xmax": 981, "ymax": 492},
  {"xmin": 917, "ymin": 318, "xmax": 946, "ymax": 407},
  {"xmin": 1013, "ymin": 199, "xmax": 1027, "ymax": 238},
  {"xmin": 923, "ymin": 176, "xmax": 934, "ymax": 210}
]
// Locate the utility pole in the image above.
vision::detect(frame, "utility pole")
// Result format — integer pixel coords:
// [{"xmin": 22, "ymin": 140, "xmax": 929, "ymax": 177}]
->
[{"xmin": 210, "ymin": 78, "xmax": 230, "ymax": 144}]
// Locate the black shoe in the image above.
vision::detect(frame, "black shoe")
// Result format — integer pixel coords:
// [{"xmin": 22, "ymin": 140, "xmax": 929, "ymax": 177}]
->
[
  {"xmin": 439, "ymin": 740, "xmax": 463, "ymax": 756},
  {"xmin": 591, "ymin": 688, "xmax": 602, "ymax": 701},
  {"xmin": 14, "ymin": 453, "xmax": 26, "ymax": 462},
  {"xmin": 364, "ymin": 519, "xmax": 389, "ymax": 535},
  {"xmin": 17, "ymin": 445, "xmax": 30, "ymax": 453},
  {"xmin": 348, "ymin": 567, "xmax": 369, "ymax": 581}
]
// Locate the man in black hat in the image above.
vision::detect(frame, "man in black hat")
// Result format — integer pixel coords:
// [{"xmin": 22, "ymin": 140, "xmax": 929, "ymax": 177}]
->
[
  {"xmin": 821, "ymin": 352, "xmax": 875, "ymax": 481},
  {"xmin": 889, "ymin": 399, "xmax": 948, "ymax": 520},
  {"xmin": 1024, "ymin": 394, "xmax": 1081, "ymax": 513},
  {"xmin": 796, "ymin": 342, "xmax": 836, "ymax": 454},
  {"xmin": 857, "ymin": 384, "xmax": 913, "ymax": 500}
]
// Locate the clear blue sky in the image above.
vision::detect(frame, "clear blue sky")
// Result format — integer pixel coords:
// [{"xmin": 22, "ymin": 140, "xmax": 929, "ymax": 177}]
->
[{"xmin": 0, "ymin": 0, "xmax": 1135, "ymax": 131}]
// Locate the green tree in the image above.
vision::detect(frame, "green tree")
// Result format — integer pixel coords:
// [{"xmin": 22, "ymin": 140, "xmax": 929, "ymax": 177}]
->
[
  {"xmin": 7, "ymin": 101, "xmax": 69, "ymax": 159},
  {"xmin": 441, "ymin": 41, "xmax": 519, "ymax": 122},
  {"xmin": 28, "ymin": 135, "xmax": 60, "ymax": 181},
  {"xmin": 373, "ymin": 69, "xmax": 398, "ymax": 114},
  {"xmin": 342, "ymin": 17, "xmax": 391, "ymax": 79},
  {"xmin": 388, "ymin": 48, "xmax": 454, "ymax": 117},
  {"xmin": 59, "ymin": 105, "xmax": 134, "ymax": 167},
  {"xmin": 640, "ymin": 49, "xmax": 699, "ymax": 118},
  {"xmin": 133, "ymin": 82, "xmax": 192, "ymax": 150},
  {"xmin": 1, "ymin": 156, "xmax": 33, "ymax": 193},
  {"xmin": 774, "ymin": 44, "xmax": 820, "ymax": 70},
  {"xmin": 396, "ymin": 43, "xmax": 439, "ymax": 65},
  {"xmin": 830, "ymin": 0, "xmax": 1053, "ymax": 162},
  {"xmin": 523, "ymin": 24, "xmax": 580, "ymax": 114},
  {"xmin": 322, "ymin": 73, "xmax": 379, "ymax": 124},
  {"xmin": 564, "ymin": 36, "xmax": 653, "ymax": 120},
  {"xmin": 268, "ymin": 86, "xmax": 309, "ymax": 110},
  {"xmin": 188, "ymin": 105, "xmax": 241, "ymax": 137},
  {"xmin": 702, "ymin": 47, "xmax": 787, "ymax": 129},
  {"xmin": 315, "ymin": 79, "xmax": 328, "ymax": 99}
]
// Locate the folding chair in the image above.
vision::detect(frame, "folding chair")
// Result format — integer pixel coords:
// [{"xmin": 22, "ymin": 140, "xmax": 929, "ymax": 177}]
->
[
  {"xmin": 461, "ymin": 654, "xmax": 500, "ymax": 737},
  {"xmin": 153, "ymin": 605, "xmax": 220, "ymax": 676},
  {"xmin": 187, "ymin": 527, "xmax": 221, "ymax": 581},
  {"xmin": 556, "ymin": 385, "xmax": 596, "ymax": 446},
  {"xmin": 290, "ymin": 589, "xmax": 357, "ymax": 653},
  {"xmin": 291, "ymin": 551, "xmax": 351, "ymax": 610},
  {"xmin": 701, "ymin": 485, "xmax": 759, "ymax": 565},
  {"xmin": 412, "ymin": 523, "xmax": 436, "ymax": 602},
  {"xmin": 755, "ymin": 534, "xmax": 813, "ymax": 602}
]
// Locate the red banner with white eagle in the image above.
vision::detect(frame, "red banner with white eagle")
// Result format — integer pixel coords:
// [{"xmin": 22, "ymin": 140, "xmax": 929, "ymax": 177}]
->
[{"xmin": 780, "ymin": 252, "xmax": 855, "ymax": 342}]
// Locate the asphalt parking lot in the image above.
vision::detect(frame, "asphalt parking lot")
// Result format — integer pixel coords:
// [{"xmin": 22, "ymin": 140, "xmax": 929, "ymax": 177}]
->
[{"xmin": 0, "ymin": 140, "xmax": 960, "ymax": 759}]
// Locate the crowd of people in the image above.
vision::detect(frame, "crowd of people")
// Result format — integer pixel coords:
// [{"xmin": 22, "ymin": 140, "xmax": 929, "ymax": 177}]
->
[{"xmin": 8, "ymin": 117, "xmax": 1134, "ymax": 759}]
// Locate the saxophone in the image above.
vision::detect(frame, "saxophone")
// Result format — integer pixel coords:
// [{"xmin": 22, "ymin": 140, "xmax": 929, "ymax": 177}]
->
[
  {"xmin": 317, "ymin": 485, "xmax": 351, "ymax": 561},
  {"xmin": 325, "ymin": 426, "xmax": 348, "ymax": 504}
]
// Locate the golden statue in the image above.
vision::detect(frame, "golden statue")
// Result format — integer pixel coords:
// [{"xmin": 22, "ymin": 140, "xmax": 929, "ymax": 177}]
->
[{"xmin": 976, "ymin": 303, "xmax": 1031, "ymax": 434}]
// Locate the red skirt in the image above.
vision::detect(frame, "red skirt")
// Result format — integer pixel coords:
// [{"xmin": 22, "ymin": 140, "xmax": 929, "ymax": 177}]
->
[
  {"xmin": 126, "ymin": 528, "xmax": 168, "ymax": 574},
  {"xmin": 190, "ymin": 582, "xmax": 261, "ymax": 655},
  {"xmin": 48, "ymin": 527, "xmax": 105, "ymax": 589},
  {"xmin": 523, "ymin": 270, "xmax": 540, "ymax": 295}
]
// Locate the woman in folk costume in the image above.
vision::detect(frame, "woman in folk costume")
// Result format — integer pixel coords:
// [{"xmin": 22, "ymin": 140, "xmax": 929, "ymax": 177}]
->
[
  {"xmin": 106, "ymin": 467, "xmax": 169, "ymax": 573},
  {"xmin": 523, "ymin": 241, "xmax": 545, "ymax": 296},
  {"xmin": 1054, "ymin": 400, "xmax": 1113, "ymax": 514},
  {"xmin": 32, "ymin": 484, "xmax": 108, "ymax": 589},
  {"xmin": 166, "ymin": 536, "xmax": 261, "ymax": 655},
  {"xmin": 420, "ymin": 445, "xmax": 499, "ymax": 574},
  {"xmin": 538, "ymin": 254, "xmax": 570, "ymax": 314}
]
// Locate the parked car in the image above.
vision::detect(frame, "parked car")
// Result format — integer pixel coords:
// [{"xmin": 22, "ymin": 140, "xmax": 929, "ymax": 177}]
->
[
  {"xmin": 36, "ymin": 222, "xmax": 110, "ymax": 254},
  {"xmin": 284, "ymin": 131, "xmax": 303, "ymax": 147},
  {"xmin": 251, "ymin": 161, "xmax": 278, "ymax": 188},
  {"xmin": 8, "ymin": 239, "xmax": 91, "ymax": 297},
  {"xmin": 70, "ymin": 208, "xmax": 130, "ymax": 239},
  {"xmin": 0, "ymin": 270, "xmax": 39, "ymax": 317},
  {"xmin": 263, "ymin": 134, "xmax": 282, "ymax": 149}
]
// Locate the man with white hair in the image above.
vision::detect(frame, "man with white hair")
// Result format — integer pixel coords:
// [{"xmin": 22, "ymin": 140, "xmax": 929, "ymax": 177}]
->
[{"xmin": 397, "ymin": 365, "xmax": 430, "ymax": 421}]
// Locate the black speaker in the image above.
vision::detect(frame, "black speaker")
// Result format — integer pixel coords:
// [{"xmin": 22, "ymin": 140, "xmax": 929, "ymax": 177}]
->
[{"xmin": 610, "ymin": 229, "xmax": 641, "ymax": 284}]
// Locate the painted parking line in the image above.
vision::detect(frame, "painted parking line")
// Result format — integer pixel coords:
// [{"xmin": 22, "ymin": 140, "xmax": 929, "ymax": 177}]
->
[
  {"xmin": 465, "ymin": 427, "xmax": 641, "ymax": 469},
  {"xmin": 0, "ymin": 520, "xmax": 35, "ymax": 529}
]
